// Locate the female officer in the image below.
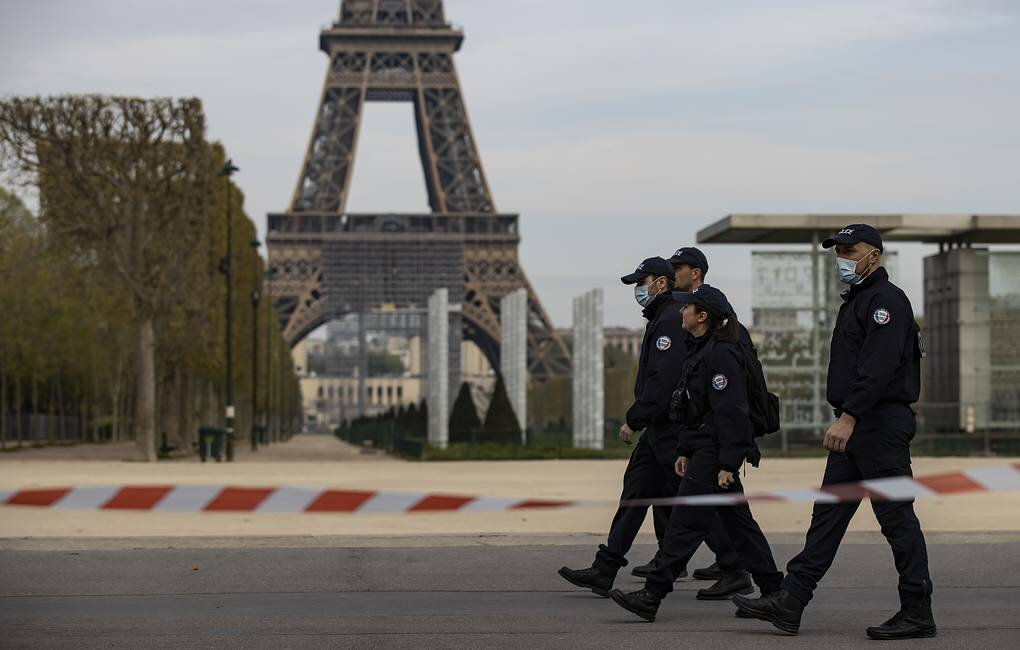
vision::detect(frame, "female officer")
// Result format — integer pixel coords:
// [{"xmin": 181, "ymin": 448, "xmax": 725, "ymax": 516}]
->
[{"xmin": 608, "ymin": 284, "xmax": 782, "ymax": 622}]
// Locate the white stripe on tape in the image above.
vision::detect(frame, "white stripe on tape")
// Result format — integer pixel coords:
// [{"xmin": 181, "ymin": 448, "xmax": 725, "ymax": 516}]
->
[
  {"xmin": 770, "ymin": 489, "xmax": 843, "ymax": 504},
  {"xmin": 52, "ymin": 485, "xmax": 121, "ymax": 510},
  {"xmin": 861, "ymin": 476, "xmax": 936, "ymax": 501},
  {"xmin": 0, "ymin": 489, "xmax": 14, "ymax": 503},
  {"xmin": 255, "ymin": 486, "xmax": 322, "ymax": 513},
  {"xmin": 152, "ymin": 485, "xmax": 221, "ymax": 512},
  {"xmin": 460, "ymin": 496, "xmax": 522, "ymax": 512},
  {"xmin": 357, "ymin": 491, "xmax": 426, "ymax": 513},
  {"xmin": 963, "ymin": 466, "xmax": 1020, "ymax": 492},
  {"xmin": 674, "ymin": 494, "xmax": 744, "ymax": 506}
]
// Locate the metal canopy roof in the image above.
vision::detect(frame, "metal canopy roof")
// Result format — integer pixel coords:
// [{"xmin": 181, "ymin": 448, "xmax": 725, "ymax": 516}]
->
[{"xmin": 697, "ymin": 214, "xmax": 1020, "ymax": 245}]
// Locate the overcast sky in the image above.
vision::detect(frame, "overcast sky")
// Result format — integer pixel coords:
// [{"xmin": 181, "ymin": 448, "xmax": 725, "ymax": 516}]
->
[{"xmin": 2, "ymin": 0, "xmax": 1018, "ymax": 328}]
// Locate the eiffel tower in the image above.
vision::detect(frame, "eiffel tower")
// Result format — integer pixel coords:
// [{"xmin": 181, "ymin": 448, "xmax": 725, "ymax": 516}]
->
[{"xmin": 267, "ymin": 0, "xmax": 570, "ymax": 383}]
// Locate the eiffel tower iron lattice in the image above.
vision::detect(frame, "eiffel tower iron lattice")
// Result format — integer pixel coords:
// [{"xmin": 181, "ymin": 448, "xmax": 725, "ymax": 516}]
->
[{"xmin": 267, "ymin": 0, "xmax": 571, "ymax": 382}]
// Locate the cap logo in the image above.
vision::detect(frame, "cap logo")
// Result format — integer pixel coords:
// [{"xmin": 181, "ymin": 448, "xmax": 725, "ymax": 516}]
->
[
  {"xmin": 674, "ymin": 248, "xmax": 686, "ymax": 256},
  {"xmin": 712, "ymin": 374, "xmax": 728, "ymax": 390},
  {"xmin": 873, "ymin": 308, "xmax": 891, "ymax": 325},
  {"xmin": 638, "ymin": 263, "xmax": 645, "ymax": 270},
  {"xmin": 656, "ymin": 336, "xmax": 672, "ymax": 351},
  {"xmin": 838, "ymin": 228, "xmax": 855, "ymax": 235}
]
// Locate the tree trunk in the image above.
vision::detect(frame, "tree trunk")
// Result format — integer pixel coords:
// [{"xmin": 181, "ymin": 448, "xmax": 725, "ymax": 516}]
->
[
  {"xmin": 55, "ymin": 374, "xmax": 64, "ymax": 443},
  {"xmin": 31, "ymin": 367, "xmax": 39, "ymax": 445},
  {"xmin": 111, "ymin": 347, "xmax": 123, "ymax": 442},
  {"xmin": 15, "ymin": 372, "xmax": 22, "ymax": 447},
  {"xmin": 1, "ymin": 367, "xmax": 7, "ymax": 449},
  {"xmin": 135, "ymin": 317, "xmax": 157, "ymax": 461}
]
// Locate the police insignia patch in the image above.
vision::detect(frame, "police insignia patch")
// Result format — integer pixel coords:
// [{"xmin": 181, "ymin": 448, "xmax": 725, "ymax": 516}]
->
[
  {"xmin": 873, "ymin": 308, "xmax": 891, "ymax": 325},
  {"xmin": 712, "ymin": 374, "xmax": 728, "ymax": 390},
  {"xmin": 656, "ymin": 336, "xmax": 671, "ymax": 351}
]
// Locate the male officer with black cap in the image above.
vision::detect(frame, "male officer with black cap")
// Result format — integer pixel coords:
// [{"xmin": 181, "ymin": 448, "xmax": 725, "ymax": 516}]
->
[
  {"xmin": 559, "ymin": 257, "xmax": 700, "ymax": 596},
  {"xmin": 665, "ymin": 246, "xmax": 752, "ymax": 598},
  {"xmin": 669, "ymin": 246, "xmax": 710, "ymax": 296},
  {"xmin": 734, "ymin": 224, "xmax": 935, "ymax": 639}
]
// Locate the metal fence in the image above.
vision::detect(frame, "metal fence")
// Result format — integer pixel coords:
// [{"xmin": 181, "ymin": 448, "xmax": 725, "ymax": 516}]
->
[
  {"xmin": 760, "ymin": 400, "xmax": 1020, "ymax": 455},
  {"xmin": 0, "ymin": 413, "xmax": 87, "ymax": 446}
]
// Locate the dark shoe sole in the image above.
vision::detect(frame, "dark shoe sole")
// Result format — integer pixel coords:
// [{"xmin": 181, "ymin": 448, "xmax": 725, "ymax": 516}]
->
[
  {"xmin": 693, "ymin": 569, "xmax": 723, "ymax": 580},
  {"xmin": 732, "ymin": 602, "xmax": 800, "ymax": 635},
  {"xmin": 557, "ymin": 567, "xmax": 610, "ymax": 598},
  {"xmin": 866, "ymin": 626, "xmax": 937, "ymax": 640},
  {"xmin": 609, "ymin": 589, "xmax": 656, "ymax": 622},
  {"xmin": 697, "ymin": 584, "xmax": 754, "ymax": 601},
  {"xmin": 631, "ymin": 567, "xmax": 688, "ymax": 580}
]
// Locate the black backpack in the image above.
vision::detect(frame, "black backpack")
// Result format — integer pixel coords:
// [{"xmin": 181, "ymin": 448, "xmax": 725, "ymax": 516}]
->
[
  {"xmin": 669, "ymin": 333, "xmax": 781, "ymax": 439},
  {"xmin": 735, "ymin": 332, "xmax": 782, "ymax": 438}
]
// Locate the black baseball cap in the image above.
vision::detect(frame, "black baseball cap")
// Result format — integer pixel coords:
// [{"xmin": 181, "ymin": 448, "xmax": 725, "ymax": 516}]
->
[
  {"xmin": 671, "ymin": 284, "xmax": 733, "ymax": 319},
  {"xmin": 621, "ymin": 256, "xmax": 674, "ymax": 285},
  {"xmin": 669, "ymin": 246, "xmax": 709, "ymax": 275},
  {"xmin": 822, "ymin": 224, "xmax": 884, "ymax": 252}
]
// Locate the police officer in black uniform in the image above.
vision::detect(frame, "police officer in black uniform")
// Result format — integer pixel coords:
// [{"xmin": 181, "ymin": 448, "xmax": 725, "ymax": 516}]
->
[
  {"xmin": 667, "ymin": 246, "xmax": 749, "ymax": 598},
  {"xmin": 609, "ymin": 285, "xmax": 783, "ymax": 622},
  {"xmin": 734, "ymin": 224, "xmax": 936, "ymax": 639},
  {"xmin": 559, "ymin": 257, "xmax": 735, "ymax": 597}
]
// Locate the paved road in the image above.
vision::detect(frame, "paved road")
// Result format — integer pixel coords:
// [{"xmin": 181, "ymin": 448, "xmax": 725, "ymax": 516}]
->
[{"xmin": 2, "ymin": 532, "xmax": 1018, "ymax": 648}]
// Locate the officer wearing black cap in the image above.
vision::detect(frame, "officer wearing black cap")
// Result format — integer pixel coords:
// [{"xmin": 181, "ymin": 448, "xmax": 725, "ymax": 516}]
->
[
  {"xmin": 609, "ymin": 284, "xmax": 783, "ymax": 622},
  {"xmin": 669, "ymin": 246, "xmax": 709, "ymax": 292},
  {"xmin": 734, "ymin": 224, "xmax": 935, "ymax": 639},
  {"xmin": 666, "ymin": 246, "xmax": 751, "ymax": 597},
  {"xmin": 559, "ymin": 257, "xmax": 695, "ymax": 596}
]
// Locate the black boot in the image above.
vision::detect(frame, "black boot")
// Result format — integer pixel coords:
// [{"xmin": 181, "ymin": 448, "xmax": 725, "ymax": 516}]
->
[
  {"xmin": 866, "ymin": 605, "xmax": 937, "ymax": 640},
  {"xmin": 696, "ymin": 570, "xmax": 753, "ymax": 600},
  {"xmin": 558, "ymin": 566, "xmax": 614, "ymax": 598},
  {"xmin": 630, "ymin": 558, "xmax": 687, "ymax": 580},
  {"xmin": 733, "ymin": 589, "xmax": 804, "ymax": 635},
  {"xmin": 692, "ymin": 561, "xmax": 723, "ymax": 581},
  {"xmin": 609, "ymin": 587, "xmax": 662, "ymax": 622}
]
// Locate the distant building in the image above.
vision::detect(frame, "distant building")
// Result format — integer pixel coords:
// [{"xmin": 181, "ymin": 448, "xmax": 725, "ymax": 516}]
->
[{"xmin": 604, "ymin": 327, "xmax": 643, "ymax": 359}]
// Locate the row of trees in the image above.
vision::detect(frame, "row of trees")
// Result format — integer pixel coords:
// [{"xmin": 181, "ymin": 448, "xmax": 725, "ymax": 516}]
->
[
  {"xmin": 0, "ymin": 95, "xmax": 302, "ymax": 459},
  {"xmin": 449, "ymin": 376, "xmax": 522, "ymax": 445},
  {"xmin": 334, "ymin": 376, "xmax": 525, "ymax": 451}
]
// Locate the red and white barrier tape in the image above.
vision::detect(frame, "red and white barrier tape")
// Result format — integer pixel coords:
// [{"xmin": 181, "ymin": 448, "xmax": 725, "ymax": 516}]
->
[
  {"xmin": 621, "ymin": 463, "xmax": 1020, "ymax": 508},
  {"xmin": 1, "ymin": 464, "xmax": 1017, "ymax": 514},
  {"xmin": 0, "ymin": 485, "xmax": 579, "ymax": 513}
]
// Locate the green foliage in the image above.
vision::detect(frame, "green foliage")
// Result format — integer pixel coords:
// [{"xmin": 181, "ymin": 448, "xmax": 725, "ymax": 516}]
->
[
  {"xmin": 0, "ymin": 96, "xmax": 303, "ymax": 452},
  {"xmin": 448, "ymin": 382, "xmax": 481, "ymax": 444},
  {"xmin": 482, "ymin": 375, "xmax": 522, "ymax": 444},
  {"xmin": 334, "ymin": 400, "xmax": 426, "ymax": 459},
  {"xmin": 367, "ymin": 351, "xmax": 404, "ymax": 376}
]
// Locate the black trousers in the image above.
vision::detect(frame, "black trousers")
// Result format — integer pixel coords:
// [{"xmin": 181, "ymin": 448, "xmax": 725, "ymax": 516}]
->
[
  {"xmin": 784, "ymin": 407, "xmax": 932, "ymax": 607},
  {"xmin": 594, "ymin": 435, "xmax": 740, "ymax": 575},
  {"xmin": 645, "ymin": 446, "xmax": 783, "ymax": 597}
]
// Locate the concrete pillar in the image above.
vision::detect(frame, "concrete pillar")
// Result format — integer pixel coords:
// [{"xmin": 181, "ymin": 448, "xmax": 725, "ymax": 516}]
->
[
  {"xmin": 427, "ymin": 288, "xmax": 450, "ymax": 448},
  {"xmin": 923, "ymin": 248, "xmax": 990, "ymax": 431},
  {"xmin": 500, "ymin": 288, "xmax": 528, "ymax": 442},
  {"xmin": 572, "ymin": 289, "xmax": 604, "ymax": 449}
]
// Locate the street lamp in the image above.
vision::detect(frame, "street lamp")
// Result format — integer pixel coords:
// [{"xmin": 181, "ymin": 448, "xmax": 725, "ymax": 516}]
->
[
  {"xmin": 265, "ymin": 266, "xmax": 276, "ymax": 443},
  {"xmin": 219, "ymin": 158, "xmax": 239, "ymax": 461},
  {"xmin": 251, "ymin": 238, "xmax": 261, "ymax": 452}
]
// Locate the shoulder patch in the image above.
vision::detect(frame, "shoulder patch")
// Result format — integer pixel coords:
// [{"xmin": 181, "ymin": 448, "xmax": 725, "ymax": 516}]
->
[
  {"xmin": 711, "ymin": 374, "xmax": 728, "ymax": 390},
  {"xmin": 656, "ymin": 336, "xmax": 671, "ymax": 351},
  {"xmin": 873, "ymin": 308, "xmax": 891, "ymax": 325}
]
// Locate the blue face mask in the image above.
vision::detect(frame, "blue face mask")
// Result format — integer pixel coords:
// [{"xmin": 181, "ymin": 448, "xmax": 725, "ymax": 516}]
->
[
  {"xmin": 634, "ymin": 278, "xmax": 664, "ymax": 307},
  {"xmin": 835, "ymin": 251, "xmax": 876, "ymax": 285}
]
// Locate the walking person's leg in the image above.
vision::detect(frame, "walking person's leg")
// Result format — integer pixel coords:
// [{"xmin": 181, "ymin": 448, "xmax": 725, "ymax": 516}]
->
[{"xmin": 559, "ymin": 436, "xmax": 667, "ymax": 596}]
